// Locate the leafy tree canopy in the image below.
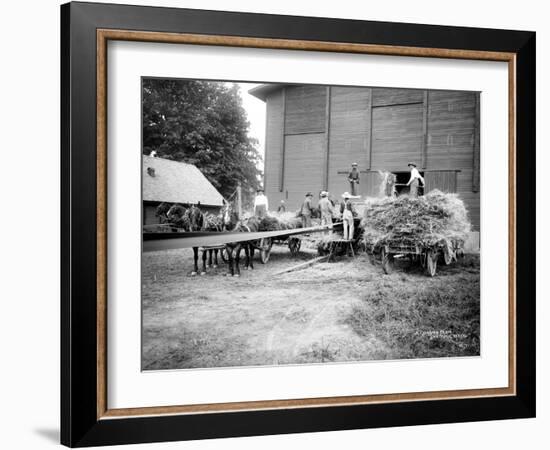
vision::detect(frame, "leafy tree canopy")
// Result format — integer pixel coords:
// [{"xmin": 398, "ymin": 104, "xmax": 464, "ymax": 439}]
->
[{"xmin": 142, "ymin": 79, "xmax": 262, "ymax": 205}]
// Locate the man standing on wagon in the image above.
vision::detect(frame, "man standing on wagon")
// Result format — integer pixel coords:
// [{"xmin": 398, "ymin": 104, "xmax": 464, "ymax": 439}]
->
[
  {"xmin": 340, "ymin": 192, "xmax": 356, "ymax": 240},
  {"xmin": 348, "ymin": 162, "xmax": 360, "ymax": 196},
  {"xmin": 254, "ymin": 188, "xmax": 268, "ymax": 218},
  {"xmin": 299, "ymin": 192, "xmax": 314, "ymax": 228},
  {"xmin": 406, "ymin": 162, "xmax": 425, "ymax": 197},
  {"xmin": 318, "ymin": 191, "xmax": 334, "ymax": 232}
]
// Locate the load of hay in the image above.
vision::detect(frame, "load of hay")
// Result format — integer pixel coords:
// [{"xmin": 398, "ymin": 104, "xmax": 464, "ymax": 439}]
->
[
  {"xmin": 258, "ymin": 212, "xmax": 303, "ymax": 231},
  {"xmin": 361, "ymin": 190, "xmax": 471, "ymax": 256}
]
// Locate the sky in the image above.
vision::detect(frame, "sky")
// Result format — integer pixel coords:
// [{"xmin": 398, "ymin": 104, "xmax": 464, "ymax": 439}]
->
[{"xmin": 234, "ymin": 82, "xmax": 266, "ymax": 171}]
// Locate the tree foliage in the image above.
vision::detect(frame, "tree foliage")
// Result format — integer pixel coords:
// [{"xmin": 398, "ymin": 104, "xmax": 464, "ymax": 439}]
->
[{"xmin": 142, "ymin": 79, "xmax": 261, "ymax": 204}]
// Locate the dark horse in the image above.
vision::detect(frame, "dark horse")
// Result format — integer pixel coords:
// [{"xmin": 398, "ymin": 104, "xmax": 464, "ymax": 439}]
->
[
  {"xmin": 221, "ymin": 206, "xmax": 260, "ymax": 277},
  {"xmin": 189, "ymin": 204, "xmax": 226, "ymax": 276}
]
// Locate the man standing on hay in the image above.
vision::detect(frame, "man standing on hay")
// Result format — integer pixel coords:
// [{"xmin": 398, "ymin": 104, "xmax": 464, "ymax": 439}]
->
[
  {"xmin": 299, "ymin": 192, "xmax": 314, "ymax": 228},
  {"xmin": 406, "ymin": 162, "xmax": 425, "ymax": 197},
  {"xmin": 340, "ymin": 192, "xmax": 357, "ymax": 240},
  {"xmin": 254, "ymin": 188, "xmax": 268, "ymax": 218},
  {"xmin": 348, "ymin": 162, "xmax": 360, "ymax": 196}
]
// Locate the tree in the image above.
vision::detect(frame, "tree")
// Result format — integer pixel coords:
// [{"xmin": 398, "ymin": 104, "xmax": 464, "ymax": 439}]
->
[{"xmin": 142, "ymin": 79, "xmax": 261, "ymax": 205}]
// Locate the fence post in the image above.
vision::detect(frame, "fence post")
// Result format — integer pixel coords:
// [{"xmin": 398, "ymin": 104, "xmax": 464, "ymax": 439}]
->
[{"xmin": 237, "ymin": 181, "xmax": 242, "ymax": 219}]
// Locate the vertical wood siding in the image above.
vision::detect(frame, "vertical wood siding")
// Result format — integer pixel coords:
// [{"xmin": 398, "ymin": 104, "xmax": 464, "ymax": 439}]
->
[
  {"xmin": 285, "ymin": 86, "xmax": 326, "ymax": 135},
  {"xmin": 426, "ymin": 91, "xmax": 476, "ymax": 170},
  {"xmin": 327, "ymin": 86, "xmax": 371, "ymax": 198},
  {"xmin": 262, "ymin": 85, "xmax": 480, "ymax": 230},
  {"xmin": 424, "ymin": 171, "xmax": 458, "ymax": 193},
  {"xmin": 372, "ymin": 88, "xmax": 424, "ymax": 107},
  {"xmin": 283, "ymin": 133, "xmax": 325, "ymax": 209},
  {"xmin": 264, "ymin": 90, "xmax": 284, "ymax": 203},
  {"xmin": 371, "ymin": 102, "xmax": 424, "ymax": 170}
]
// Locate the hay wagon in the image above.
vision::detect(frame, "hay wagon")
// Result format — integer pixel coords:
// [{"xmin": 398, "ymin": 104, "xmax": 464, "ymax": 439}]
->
[{"xmin": 377, "ymin": 240, "xmax": 464, "ymax": 277}]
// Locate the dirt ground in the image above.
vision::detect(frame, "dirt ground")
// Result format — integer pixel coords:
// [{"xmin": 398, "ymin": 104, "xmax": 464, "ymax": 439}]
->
[{"xmin": 142, "ymin": 242, "xmax": 480, "ymax": 370}]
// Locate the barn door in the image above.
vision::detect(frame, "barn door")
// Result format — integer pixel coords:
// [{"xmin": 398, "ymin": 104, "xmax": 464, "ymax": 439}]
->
[{"xmin": 424, "ymin": 170, "xmax": 457, "ymax": 194}]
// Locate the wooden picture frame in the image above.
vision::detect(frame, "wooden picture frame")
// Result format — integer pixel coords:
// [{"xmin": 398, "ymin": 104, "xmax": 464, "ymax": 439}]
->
[{"xmin": 61, "ymin": 1, "xmax": 535, "ymax": 447}]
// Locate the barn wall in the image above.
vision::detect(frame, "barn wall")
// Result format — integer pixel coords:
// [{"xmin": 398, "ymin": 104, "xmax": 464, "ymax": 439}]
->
[
  {"xmin": 262, "ymin": 85, "xmax": 480, "ymax": 230},
  {"xmin": 327, "ymin": 86, "xmax": 371, "ymax": 199},
  {"xmin": 264, "ymin": 89, "xmax": 284, "ymax": 206},
  {"xmin": 285, "ymin": 86, "xmax": 326, "ymax": 135},
  {"xmin": 426, "ymin": 91, "xmax": 479, "ymax": 230}
]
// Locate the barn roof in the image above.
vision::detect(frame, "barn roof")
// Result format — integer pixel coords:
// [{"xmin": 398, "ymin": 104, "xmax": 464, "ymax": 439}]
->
[
  {"xmin": 142, "ymin": 155, "xmax": 224, "ymax": 206},
  {"xmin": 248, "ymin": 83, "xmax": 294, "ymax": 101}
]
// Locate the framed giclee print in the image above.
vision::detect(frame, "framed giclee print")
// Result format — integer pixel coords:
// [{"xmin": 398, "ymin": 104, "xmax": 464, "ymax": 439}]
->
[{"xmin": 60, "ymin": 1, "xmax": 536, "ymax": 447}]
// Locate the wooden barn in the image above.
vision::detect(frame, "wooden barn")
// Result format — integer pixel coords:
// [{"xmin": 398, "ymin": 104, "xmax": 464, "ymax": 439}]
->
[
  {"xmin": 142, "ymin": 155, "xmax": 224, "ymax": 225},
  {"xmin": 249, "ymin": 84, "xmax": 480, "ymax": 230}
]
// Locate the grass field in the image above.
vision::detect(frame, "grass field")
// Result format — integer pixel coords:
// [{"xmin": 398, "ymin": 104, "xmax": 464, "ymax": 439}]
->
[{"xmin": 142, "ymin": 244, "xmax": 480, "ymax": 370}]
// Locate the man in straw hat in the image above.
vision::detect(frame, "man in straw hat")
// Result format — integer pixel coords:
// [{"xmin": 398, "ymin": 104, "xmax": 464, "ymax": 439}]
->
[
  {"xmin": 253, "ymin": 188, "xmax": 268, "ymax": 218},
  {"xmin": 340, "ymin": 192, "xmax": 356, "ymax": 240},
  {"xmin": 299, "ymin": 192, "xmax": 314, "ymax": 228},
  {"xmin": 318, "ymin": 191, "xmax": 334, "ymax": 232},
  {"xmin": 406, "ymin": 162, "xmax": 425, "ymax": 197},
  {"xmin": 348, "ymin": 162, "xmax": 360, "ymax": 196}
]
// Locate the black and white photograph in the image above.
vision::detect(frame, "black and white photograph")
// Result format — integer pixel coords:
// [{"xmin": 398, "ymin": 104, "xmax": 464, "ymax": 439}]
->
[{"xmin": 141, "ymin": 78, "xmax": 481, "ymax": 370}]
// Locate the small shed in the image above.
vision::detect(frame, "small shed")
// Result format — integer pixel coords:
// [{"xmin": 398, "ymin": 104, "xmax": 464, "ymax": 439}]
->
[{"xmin": 142, "ymin": 155, "xmax": 224, "ymax": 225}]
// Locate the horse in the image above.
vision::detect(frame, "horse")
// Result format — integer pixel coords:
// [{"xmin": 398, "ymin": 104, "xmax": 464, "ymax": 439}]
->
[{"xmin": 221, "ymin": 206, "xmax": 260, "ymax": 277}]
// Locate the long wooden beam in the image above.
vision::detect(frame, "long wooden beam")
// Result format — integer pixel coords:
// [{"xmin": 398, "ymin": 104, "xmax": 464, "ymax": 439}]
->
[{"xmin": 143, "ymin": 224, "xmax": 332, "ymax": 252}]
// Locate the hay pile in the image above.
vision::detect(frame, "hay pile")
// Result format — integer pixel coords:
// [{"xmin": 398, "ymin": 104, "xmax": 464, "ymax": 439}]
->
[
  {"xmin": 361, "ymin": 190, "xmax": 471, "ymax": 254},
  {"xmin": 258, "ymin": 212, "xmax": 303, "ymax": 231}
]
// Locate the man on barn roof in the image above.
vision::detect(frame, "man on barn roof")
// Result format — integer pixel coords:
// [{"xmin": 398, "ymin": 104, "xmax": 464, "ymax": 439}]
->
[
  {"xmin": 254, "ymin": 188, "xmax": 268, "ymax": 218},
  {"xmin": 406, "ymin": 162, "xmax": 425, "ymax": 197},
  {"xmin": 348, "ymin": 162, "xmax": 360, "ymax": 196},
  {"xmin": 299, "ymin": 192, "xmax": 314, "ymax": 228}
]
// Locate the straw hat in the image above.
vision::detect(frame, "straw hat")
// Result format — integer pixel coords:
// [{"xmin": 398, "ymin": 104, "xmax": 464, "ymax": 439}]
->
[
  {"xmin": 407, "ymin": 162, "xmax": 417, "ymax": 167},
  {"xmin": 320, "ymin": 191, "xmax": 328, "ymax": 197},
  {"xmin": 342, "ymin": 191, "xmax": 351, "ymax": 198},
  {"xmin": 352, "ymin": 162, "xmax": 358, "ymax": 167},
  {"xmin": 305, "ymin": 192, "xmax": 313, "ymax": 197}
]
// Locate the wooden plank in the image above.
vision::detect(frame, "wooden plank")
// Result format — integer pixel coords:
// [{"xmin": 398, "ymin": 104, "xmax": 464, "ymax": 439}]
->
[
  {"xmin": 367, "ymin": 88, "xmax": 373, "ymax": 170},
  {"xmin": 264, "ymin": 89, "xmax": 284, "ymax": 201},
  {"xmin": 324, "ymin": 86, "xmax": 332, "ymax": 190},
  {"xmin": 371, "ymin": 103, "xmax": 423, "ymax": 171},
  {"xmin": 424, "ymin": 170, "xmax": 458, "ymax": 193},
  {"xmin": 279, "ymin": 87, "xmax": 286, "ymax": 192},
  {"xmin": 327, "ymin": 86, "xmax": 371, "ymax": 197},
  {"xmin": 285, "ymin": 85, "xmax": 326, "ymax": 134},
  {"xmin": 284, "ymin": 133, "xmax": 325, "ymax": 208},
  {"xmin": 473, "ymin": 93, "xmax": 481, "ymax": 192},
  {"xmin": 372, "ymin": 88, "xmax": 424, "ymax": 107},
  {"xmin": 273, "ymin": 256, "xmax": 329, "ymax": 276},
  {"xmin": 422, "ymin": 90, "xmax": 428, "ymax": 169}
]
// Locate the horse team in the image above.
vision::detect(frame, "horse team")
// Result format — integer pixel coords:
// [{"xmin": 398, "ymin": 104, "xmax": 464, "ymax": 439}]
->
[{"xmin": 156, "ymin": 202, "xmax": 263, "ymax": 277}]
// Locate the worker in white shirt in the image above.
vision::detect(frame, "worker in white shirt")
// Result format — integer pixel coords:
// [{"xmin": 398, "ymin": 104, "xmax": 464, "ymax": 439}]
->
[
  {"xmin": 406, "ymin": 162, "xmax": 425, "ymax": 197},
  {"xmin": 254, "ymin": 188, "xmax": 268, "ymax": 217}
]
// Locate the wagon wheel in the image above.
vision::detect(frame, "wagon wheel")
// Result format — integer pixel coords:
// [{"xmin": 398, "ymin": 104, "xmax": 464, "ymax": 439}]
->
[
  {"xmin": 288, "ymin": 237, "xmax": 301, "ymax": 256},
  {"xmin": 381, "ymin": 247, "xmax": 394, "ymax": 274},
  {"xmin": 260, "ymin": 238, "xmax": 273, "ymax": 264},
  {"xmin": 426, "ymin": 249, "xmax": 438, "ymax": 277}
]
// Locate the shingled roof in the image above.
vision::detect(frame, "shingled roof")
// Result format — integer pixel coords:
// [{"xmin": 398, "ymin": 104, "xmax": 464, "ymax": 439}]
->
[{"xmin": 142, "ymin": 155, "xmax": 224, "ymax": 206}]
